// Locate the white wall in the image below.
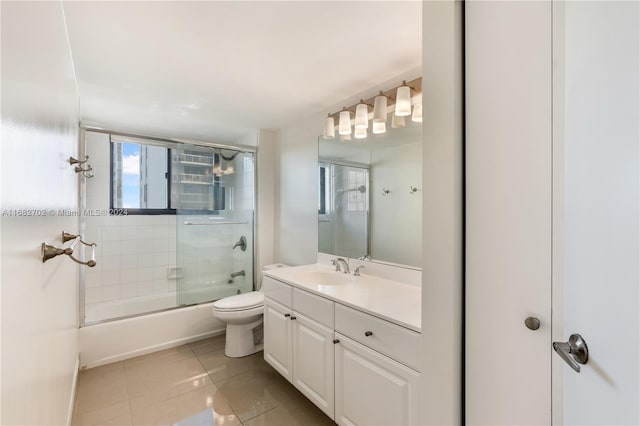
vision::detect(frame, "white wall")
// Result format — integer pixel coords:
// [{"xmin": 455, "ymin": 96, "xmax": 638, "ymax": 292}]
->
[
  {"xmin": 420, "ymin": 1, "xmax": 463, "ymax": 425},
  {"xmin": 560, "ymin": 2, "xmax": 639, "ymax": 424},
  {"xmin": 370, "ymin": 142, "xmax": 422, "ymax": 266},
  {"xmin": 0, "ymin": 1, "xmax": 80, "ymax": 424},
  {"xmin": 256, "ymin": 129, "xmax": 276, "ymax": 281},
  {"xmin": 274, "ymin": 115, "xmax": 322, "ymax": 266}
]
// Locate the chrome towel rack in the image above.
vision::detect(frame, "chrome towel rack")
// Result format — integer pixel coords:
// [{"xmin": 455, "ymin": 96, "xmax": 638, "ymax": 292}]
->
[{"xmin": 41, "ymin": 231, "xmax": 97, "ymax": 267}]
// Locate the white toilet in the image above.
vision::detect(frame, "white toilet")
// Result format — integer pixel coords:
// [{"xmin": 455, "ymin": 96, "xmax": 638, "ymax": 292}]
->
[{"xmin": 213, "ymin": 264, "xmax": 289, "ymax": 357}]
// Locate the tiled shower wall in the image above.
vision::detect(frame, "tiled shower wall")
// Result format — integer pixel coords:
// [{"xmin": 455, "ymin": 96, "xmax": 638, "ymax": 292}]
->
[{"xmin": 83, "ymin": 131, "xmax": 177, "ymax": 321}]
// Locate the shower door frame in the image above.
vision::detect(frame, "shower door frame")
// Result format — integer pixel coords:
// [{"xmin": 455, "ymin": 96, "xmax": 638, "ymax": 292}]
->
[{"xmin": 78, "ymin": 125, "xmax": 258, "ymax": 327}]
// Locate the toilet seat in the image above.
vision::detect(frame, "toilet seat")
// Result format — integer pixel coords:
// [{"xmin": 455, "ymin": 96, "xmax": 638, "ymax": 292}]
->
[{"xmin": 213, "ymin": 291, "xmax": 264, "ymax": 312}]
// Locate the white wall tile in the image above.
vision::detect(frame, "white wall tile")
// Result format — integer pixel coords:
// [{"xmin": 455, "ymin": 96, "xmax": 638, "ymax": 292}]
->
[
  {"xmin": 139, "ymin": 253, "xmax": 154, "ymax": 268},
  {"xmin": 102, "ymin": 285, "xmax": 121, "ymax": 302},
  {"xmin": 85, "ymin": 287, "xmax": 102, "ymax": 304},
  {"xmin": 138, "ymin": 281, "xmax": 154, "ymax": 296}
]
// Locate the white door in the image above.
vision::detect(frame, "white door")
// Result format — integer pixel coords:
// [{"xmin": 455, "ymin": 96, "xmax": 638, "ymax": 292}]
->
[
  {"xmin": 263, "ymin": 298, "xmax": 293, "ymax": 382},
  {"xmin": 292, "ymin": 313, "xmax": 335, "ymax": 418},
  {"xmin": 466, "ymin": 1, "xmax": 553, "ymax": 424},
  {"xmin": 553, "ymin": 1, "xmax": 639, "ymax": 424},
  {"xmin": 334, "ymin": 334, "xmax": 419, "ymax": 426},
  {"xmin": 466, "ymin": 1, "xmax": 639, "ymax": 425}
]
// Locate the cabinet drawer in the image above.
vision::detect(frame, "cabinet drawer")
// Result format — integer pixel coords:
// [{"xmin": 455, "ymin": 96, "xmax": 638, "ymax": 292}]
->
[
  {"xmin": 262, "ymin": 275, "xmax": 292, "ymax": 307},
  {"xmin": 293, "ymin": 288, "xmax": 334, "ymax": 329},
  {"xmin": 334, "ymin": 304, "xmax": 421, "ymax": 371}
]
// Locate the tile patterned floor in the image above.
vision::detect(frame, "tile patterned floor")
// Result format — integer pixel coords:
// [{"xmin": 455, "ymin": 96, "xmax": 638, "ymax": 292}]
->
[{"xmin": 72, "ymin": 335, "xmax": 336, "ymax": 426}]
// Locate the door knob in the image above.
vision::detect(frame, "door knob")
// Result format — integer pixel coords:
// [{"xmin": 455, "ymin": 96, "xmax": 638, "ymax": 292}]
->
[
  {"xmin": 553, "ymin": 334, "xmax": 589, "ymax": 373},
  {"xmin": 524, "ymin": 316, "xmax": 540, "ymax": 330}
]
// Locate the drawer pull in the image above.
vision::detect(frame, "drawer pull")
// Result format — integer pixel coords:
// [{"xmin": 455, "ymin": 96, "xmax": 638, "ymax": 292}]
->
[
  {"xmin": 365, "ymin": 331, "xmax": 373, "ymax": 337},
  {"xmin": 284, "ymin": 313, "xmax": 290, "ymax": 318},
  {"xmin": 333, "ymin": 339, "xmax": 340, "ymax": 344},
  {"xmin": 291, "ymin": 316, "xmax": 297, "ymax": 320}
]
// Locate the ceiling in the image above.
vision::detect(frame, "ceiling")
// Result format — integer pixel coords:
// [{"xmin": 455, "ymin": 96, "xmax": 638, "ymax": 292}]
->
[{"xmin": 62, "ymin": 1, "xmax": 422, "ymax": 143}]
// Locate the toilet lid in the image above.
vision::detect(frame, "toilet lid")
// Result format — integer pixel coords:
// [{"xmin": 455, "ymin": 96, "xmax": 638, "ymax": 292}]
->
[{"xmin": 213, "ymin": 291, "xmax": 264, "ymax": 311}]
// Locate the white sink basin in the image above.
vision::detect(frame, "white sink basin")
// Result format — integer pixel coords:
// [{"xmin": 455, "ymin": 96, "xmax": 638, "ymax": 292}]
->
[{"xmin": 293, "ymin": 270, "xmax": 353, "ymax": 286}]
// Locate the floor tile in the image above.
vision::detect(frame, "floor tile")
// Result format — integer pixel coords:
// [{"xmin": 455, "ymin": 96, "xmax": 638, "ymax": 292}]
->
[
  {"xmin": 72, "ymin": 400, "xmax": 131, "ymax": 426},
  {"xmin": 196, "ymin": 349, "xmax": 270, "ymax": 384},
  {"xmin": 75, "ymin": 362, "xmax": 128, "ymax": 414},
  {"xmin": 216, "ymin": 370, "xmax": 278, "ymax": 422},
  {"xmin": 74, "ymin": 337, "xmax": 335, "ymax": 426},
  {"xmin": 124, "ymin": 356, "xmax": 209, "ymax": 397}
]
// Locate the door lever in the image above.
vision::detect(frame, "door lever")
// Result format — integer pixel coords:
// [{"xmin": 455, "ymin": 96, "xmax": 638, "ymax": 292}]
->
[{"xmin": 553, "ymin": 334, "xmax": 589, "ymax": 373}]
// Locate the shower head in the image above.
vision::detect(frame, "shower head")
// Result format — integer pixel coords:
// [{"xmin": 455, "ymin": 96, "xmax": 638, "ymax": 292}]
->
[{"xmin": 337, "ymin": 185, "xmax": 367, "ymax": 194}]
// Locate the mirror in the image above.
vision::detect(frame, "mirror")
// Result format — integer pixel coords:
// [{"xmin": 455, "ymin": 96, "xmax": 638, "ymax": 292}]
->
[{"xmin": 318, "ymin": 119, "xmax": 422, "ymax": 268}]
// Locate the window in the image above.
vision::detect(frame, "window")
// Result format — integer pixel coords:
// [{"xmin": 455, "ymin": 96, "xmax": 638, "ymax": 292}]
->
[
  {"xmin": 318, "ymin": 163, "xmax": 331, "ymax": 215},
  {"xmin": 110, "ymin": 137, "xmax": 227, "ymax": 214}
]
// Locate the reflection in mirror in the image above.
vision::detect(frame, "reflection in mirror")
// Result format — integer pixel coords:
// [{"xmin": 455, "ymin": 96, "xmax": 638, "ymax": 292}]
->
[{"xmin": 318, "ymin": 119, "xmax": 422, "ymax": 268}]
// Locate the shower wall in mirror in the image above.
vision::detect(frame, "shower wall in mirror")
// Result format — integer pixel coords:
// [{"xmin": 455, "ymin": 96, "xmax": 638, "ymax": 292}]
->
[{"xmin": 318, "ymin": 119, "xmax": 422, "ymax": 268}]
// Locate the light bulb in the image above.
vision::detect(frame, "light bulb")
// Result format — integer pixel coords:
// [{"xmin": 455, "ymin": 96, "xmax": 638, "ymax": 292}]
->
[
  {"xmin": 338, "ymin": 109, "xmax": 351, "ymax": 135},
  {"xmin": 395, "ymin": 83, "xmax": 412, "ymax": 116},
  {"xmin": 391, "ymin": 113, "xmax": 406, "ymax": 128},
  {"xmin": 372, "ymin": 92, "xmax": 387, "ymax": 123},
  {"xmin": 354, "ymin": 127, "xmax": 367, "ymax": 139},
  {"xmin": 354, "ymin": 102, "xmax": 368, "ymax": 129},
  {"xmin": 323, "ymin": 115, "xmax": 335, "ymax": 139},
  {"xmin": 411, "ymin": 102, "xmax": 422, "ymax": 123},
  {"xmin": 372, "ymin": 121, "xmax": 386, "ymax": 134}
]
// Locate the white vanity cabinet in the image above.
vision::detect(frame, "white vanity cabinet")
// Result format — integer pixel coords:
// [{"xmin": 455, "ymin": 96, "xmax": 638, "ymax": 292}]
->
[
  {"xmin": 263, "ymin": 276, "xmax": 336, "ymax": 418},
  {"xmin": 262, "ymin": 274, "xmax": 421, "ymax": 426}
]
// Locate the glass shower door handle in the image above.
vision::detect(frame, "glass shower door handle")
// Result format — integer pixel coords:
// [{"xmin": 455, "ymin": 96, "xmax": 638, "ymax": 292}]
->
[{"xmin": 553, "ymin": 334, "xmax": 589, "ymax": 373}]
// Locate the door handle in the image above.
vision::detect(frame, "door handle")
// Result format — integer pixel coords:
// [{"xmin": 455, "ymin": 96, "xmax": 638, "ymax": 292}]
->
[{"xmin": 553, "ymin": 334, "xmax": 589, "ymax": 373}]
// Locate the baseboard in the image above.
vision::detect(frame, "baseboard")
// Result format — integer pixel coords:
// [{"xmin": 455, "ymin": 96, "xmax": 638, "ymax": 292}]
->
[
  {"xmin": 66, "ymin": 354, "xmax": 80, "ymax": 426},
  {"xmin": 82, "ymin": 329, "xmax": 225, "ymax": 369}
]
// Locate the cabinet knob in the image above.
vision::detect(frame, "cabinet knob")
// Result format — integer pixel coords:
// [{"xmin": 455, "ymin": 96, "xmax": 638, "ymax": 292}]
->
[
  {"xmin": 290, "ymin": 316, "xmax": 297, "ymax": 320},
  {"xmin": 365, "ymin": 331, "xmax": 373, "ymax": 337},
  {"xmin": 333, "ymin": 339, "xmax": 340, "ymax": 344},
  {"xmin": 284, "ymin": 313, "xmax": 290, "ymax": 318}
]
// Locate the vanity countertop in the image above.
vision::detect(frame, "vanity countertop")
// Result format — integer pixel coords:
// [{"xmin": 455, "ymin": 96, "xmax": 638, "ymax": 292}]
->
[{"xmin": 264, "ymin": 263, "xmax": 421, "ymax": 332}]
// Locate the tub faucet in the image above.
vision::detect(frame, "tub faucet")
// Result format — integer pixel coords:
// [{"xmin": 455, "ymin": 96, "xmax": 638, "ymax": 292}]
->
[
  {"xmin": 230, "ymin": 270, "xmax": 245, "ymax": 279},
  {"xmin": 331, "ymin": 258, "xmax": 350, "ymax": 274}
]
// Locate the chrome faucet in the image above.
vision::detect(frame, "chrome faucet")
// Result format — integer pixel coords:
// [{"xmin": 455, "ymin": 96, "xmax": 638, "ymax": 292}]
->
[{"xmin": 331, "ymin": 258, "xmax": 350, "ymax": 274}]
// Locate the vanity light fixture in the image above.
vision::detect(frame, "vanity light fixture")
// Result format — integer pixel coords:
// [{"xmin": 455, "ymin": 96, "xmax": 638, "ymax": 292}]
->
[
  {"xmin": 323, "ymin": 114, "xmax": 335, "ymax": 139},
  {"xmin": 394, "ymin": 81, "xmax": 412, "ymax": 116},
  {"xmin": 411, "ymin": 95, "xmax": 423, "ymax": 123},
  {"xmin": 354, "ymin": 101, "xmax": 369, "ymax": 129},
  {"xmin": 372, "ymin": 91, "xmax": 388, "ymax": 123},
  {"xmin": 354, "ymin": 127, "xmax": 367, "ymax": 139},
  {"xmin": 322, "ymin": 77, "xmax": 421, "ymax": 142},
  {"xmin": 338, "ymin": 108, "xmax": 352, "ymax": 136},
  {"xmin": 391, "ymin": 112, "xmax": 406, "ymax": 128},
  {"xmin": 372, "ymin": 121, "xmax": 386, "ymax": 134}
]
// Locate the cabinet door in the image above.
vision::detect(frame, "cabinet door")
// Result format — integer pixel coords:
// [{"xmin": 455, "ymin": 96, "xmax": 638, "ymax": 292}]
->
[
  {"xmin": 292, "ymin": 312, "xmax": 335, "ymax": 419},
  {"xmin": 335, "ymin": 334, "xmax": 420, "ymax": 426},
  {"xmin": 263, "ymin": 298, "xmax": 292, "ymax": 382}
]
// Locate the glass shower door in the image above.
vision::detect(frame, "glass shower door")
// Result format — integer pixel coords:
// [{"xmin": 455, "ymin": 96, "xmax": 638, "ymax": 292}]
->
[{"xmin": 173, "ymin": 145, "xmax": 254, "ymax": 306}]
